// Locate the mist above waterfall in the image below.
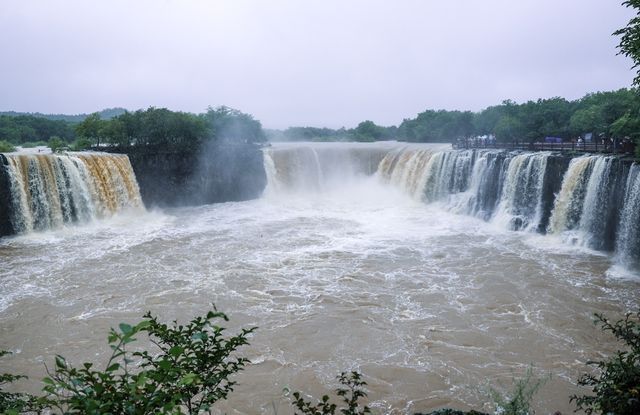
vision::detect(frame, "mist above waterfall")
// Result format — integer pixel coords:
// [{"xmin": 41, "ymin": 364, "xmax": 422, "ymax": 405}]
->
[{"xmin": 264, "ymin": 142, "xmax": 640, "ymax": 271}]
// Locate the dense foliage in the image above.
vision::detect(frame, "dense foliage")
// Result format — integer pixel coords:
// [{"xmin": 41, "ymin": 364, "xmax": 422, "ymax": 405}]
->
[
  {"xmin": 0, "ymin": 115, "xmax": 75, "ymax": 144},
  {"xmin": 74, "ymin": 106, "xmax": 265, "ymax": 151},
  {"xmin": 1, "ymin": 308, "xmax": 255, "ymax": 414},
  {"xmin": 291, "ymin": 372, "xmax": 371, "ymax": 415},
  {"xmin": 0, "ymin": 106, "xmax": 265, "ymax": 152},
  {"xmin": 0, "ymin": 141, "xmax": 16, "ymax": 153},
  {"xmin": 615, "ymin": 0, "xmax": 640, "ymax": 86},
  {"xmin": 0, "ymin": 352, "xmax": 41, "ymax": 414},
  {"xmin": 270, "ymin": 89, "xmax": 640, "ymax": 146},
  {"xmin": 0, "ymin": 108, "xmax": 126, "ymax": 123},
  {"xmin": 1, "ymin": 90, "xmax": 638, "ymax": 152},
  {"xmin": 571, "ymin": 311, "xmax": 640, "ymax": 415}
]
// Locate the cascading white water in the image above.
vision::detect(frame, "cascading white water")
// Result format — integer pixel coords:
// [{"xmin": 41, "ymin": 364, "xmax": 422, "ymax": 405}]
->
[
  {"xmin": 547, "ymin": 156, "xmax": 595, "ymax": 235},
  {"xmin": 264, "ymin": 142, "xmax": 401, "ymax": 194},
  {"xmin": 576, "ymin": 156, "xmax": 615, "ymax": 249},
  {"xmin": 616, "ymin": 163, "xmax": 640, "ymax": 266},
  {"xmin": 378, "ymin": 147, "xmax": 437, "ymax": 199},
  {"xmin": 1, "ymin": 142, "xmax": 639, "ymax": 415},
  {"xmin": 491, "ymin": 152, "xmax": 550, "ymax": 231},
  {"xmin": 445, "ymin": 150, "xmax": 505, "ymax": 220},
  {"xmin": 263, "ymin": 143, "xmax": 640, "ymax": 267},
  {"xmin": 548, "ymin": 156, "xmax": 620, "ymax": 249},
  {"xmin": 421, "ymin": 150, "xmax": 474, "ymax": 202},
  {"xmin": 2, "ymin": 152, "xmax": 143, "ymax": 234}
]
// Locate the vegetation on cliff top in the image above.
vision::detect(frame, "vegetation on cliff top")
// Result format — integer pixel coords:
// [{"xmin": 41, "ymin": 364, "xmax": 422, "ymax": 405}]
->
[
  {"xmin": 1, "ymin": 88, "xmax": 639, "ymax": 153},
  {"xmin": 2, "ymin": 2, "xmax": 640, "ymax": 152}
]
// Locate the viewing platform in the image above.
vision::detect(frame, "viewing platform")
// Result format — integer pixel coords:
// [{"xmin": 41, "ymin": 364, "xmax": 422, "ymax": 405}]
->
[{"xmin": 454, "ymin": 140, "xmax": 637, "ymax": 156}]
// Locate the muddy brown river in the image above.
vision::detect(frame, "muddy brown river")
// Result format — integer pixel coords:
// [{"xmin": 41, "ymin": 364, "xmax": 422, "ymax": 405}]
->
[{"xmin": 1, "ymin": 143, "xmax": 639, "ymax": 414}]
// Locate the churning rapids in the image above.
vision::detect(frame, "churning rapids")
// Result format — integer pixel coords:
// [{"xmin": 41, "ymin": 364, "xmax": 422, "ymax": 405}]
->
[{"xmin": 1, "ymin": 142, "xmax": 640, "ymax": 414}]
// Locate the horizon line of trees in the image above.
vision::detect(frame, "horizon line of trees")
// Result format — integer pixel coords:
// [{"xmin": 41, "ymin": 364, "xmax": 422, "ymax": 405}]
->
[
  {"xmin": 0, "ymin": 106, "xmax": 266, "ymax": 152},
  {"xmin": 272, "ymin": 88, "xmax": 640, "ymax": 145},
  {"xmin": 0, "ymin": 89, "xmax": 638, "ymax": 152}
]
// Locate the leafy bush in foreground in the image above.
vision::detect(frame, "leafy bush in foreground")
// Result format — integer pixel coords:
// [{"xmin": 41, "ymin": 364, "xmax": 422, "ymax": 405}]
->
[
  {"xmin": 3, "ymin": 308, "xmax": 639, "ymax": 414},
  {"xmin": 291, "ymin": 371, "xmax": 371, "ymax": 415},
  {"xmin": 571, "ymin": 310, "xmax": 640, "ymax": 415},
  {"xmin": 487, "ymin": 367, "xmax": 548, "ymax": 415},
  {"xmin": 0, "ymin": 351, "xmax": 43, "ymax": 414},
  {"xmin": 2, "ymin": 308, "xmax": 255, "ymax": 414}
]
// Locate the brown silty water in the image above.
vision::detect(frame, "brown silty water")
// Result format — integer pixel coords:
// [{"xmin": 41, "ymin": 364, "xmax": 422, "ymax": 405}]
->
[{"xmin": 1, "ymin": 143, "xmax": 639, "ymax": 414}]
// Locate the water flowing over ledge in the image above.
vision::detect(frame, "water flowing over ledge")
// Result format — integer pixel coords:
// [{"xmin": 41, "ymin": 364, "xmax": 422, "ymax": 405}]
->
[
  {"xmin": 0, "ymin": 152, "xmax": 143, "ymax": 236},
  {"xmin": 264, "ymin": 142, "xmax": 640, "ymax": 268},
  {"xmin": 1, "ymin": 143, "xmax": 638, "ymax": 270}
]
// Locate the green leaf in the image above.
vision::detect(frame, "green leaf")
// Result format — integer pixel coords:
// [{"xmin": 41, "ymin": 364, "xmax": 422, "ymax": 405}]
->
[
  {"xmin": 119, "ymin": 323, "xmax": 133, "ymax": 335},
  {"xmin": 135, "ymin": 320, "xmax": 151, "ymax": 330},
  {"xmin": 55, "ymin": 355, "xmax": 67, "ymax": 369},
  {"xmin": 106, "ymin": 363, "xmax": 120, "ymax": 372},
  {"xmin": 158, "ymin": 359, "xmax": 172, "ymax": 370},
  {"xmin": 178, "ymin": 373, "xmax": 197, "ymax": 386},
  {"xmin": 169, "ymin": 346, "xmax": 184, "ymax": 357}
]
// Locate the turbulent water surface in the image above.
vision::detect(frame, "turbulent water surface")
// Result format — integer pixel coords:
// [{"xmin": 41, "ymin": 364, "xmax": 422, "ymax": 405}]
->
[{"xmin": 1, "ymin": 142, "xmax": 640, "ymax": 414}]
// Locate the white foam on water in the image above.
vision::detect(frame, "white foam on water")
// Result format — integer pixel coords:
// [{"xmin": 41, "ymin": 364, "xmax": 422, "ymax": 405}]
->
[{"xmin": 1, "ymin": 142, "xmax": 640, "ymax": 414}]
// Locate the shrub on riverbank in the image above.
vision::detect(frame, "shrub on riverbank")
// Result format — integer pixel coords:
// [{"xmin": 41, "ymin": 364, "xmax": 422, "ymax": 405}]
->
[
  {"xmin": 1, "ymin": 309, "xmax": 638, "ymax": 414},
  {"xmin": 1, "ymin": 308, "xmax": 255, "ymax": 414},
  {"xmin": 0, "ymin": 141, "xmax": 16, "ymax": 153},
  {"xmin": 571, "ymin": 310, "xmax": 640, "ymax": 414}
]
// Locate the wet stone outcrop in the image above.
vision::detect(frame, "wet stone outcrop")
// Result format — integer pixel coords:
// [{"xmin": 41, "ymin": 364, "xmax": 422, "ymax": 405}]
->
[
  {"xmin": 0, "ymin": 154, "xmax": 15, "ymax": 236},
  {"xmin": 116, "ymin": 142, "xmax": 267, "ymax": 208}
]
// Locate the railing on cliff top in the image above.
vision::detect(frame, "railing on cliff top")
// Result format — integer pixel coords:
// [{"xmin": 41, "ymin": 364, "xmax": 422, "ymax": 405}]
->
[{"xmin": 453, "ymin": 140, "xmax": 637, "ymax": 156}]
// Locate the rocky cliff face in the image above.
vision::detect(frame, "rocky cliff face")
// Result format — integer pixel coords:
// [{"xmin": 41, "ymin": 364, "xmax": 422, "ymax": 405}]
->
[
  {"xmin": 0, "ymin": 154, "xmax": 15, "ymax": 236},
  {"xmin": 121, "ymin": 142, "xmax": 267, "ymax": 208}
]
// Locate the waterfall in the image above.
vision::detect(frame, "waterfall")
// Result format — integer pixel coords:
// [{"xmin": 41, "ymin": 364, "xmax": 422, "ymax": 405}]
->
[
  {"xmin": 262, "ymin": 143, "xmax": 640, "ymax": 271},
  {"xmin": 548, "ymin": 156, "xmax": 624, "ymax": 250},
  {"xmin": 1, "ymin": 152, "xmax": 143, "ymax": 235},
  {"xmin": 377, "ymin": 147, "xmax": 437, "ymax": 199},
  {"xmin": 616, "ymin": 164, "xmax": 640, "ymax": 266},
  {"xmin": 377, "ymin": 148, "xmax": 477, "ymax": 202},
  {"xmin": 439, "ymin": 150, "xmax": 507, "ymax": 220},
  {"xmin": 466, "ymin": 151, "xmax": 508, "ymax": 220},
  {"xmin": 377, "ymin": 148, "xmax": 553, "ymax": 231},
  {"xmin": 421, "ymin": 150, "xmax": 474, "ymax": 202},
  {"xmin": 548, "ymin": 156, "xmax": 595, "ymax": 234},
  {"xmin": 490, "ymin": 152, "xmax": 550, "ymax": 231},
  {"xmin": 263, "ymin": 142, "xmax": 392, "ymax": 194},
  {"xmin": 576, "ymin": 157, "xmax": 618, "ymax": 250}
]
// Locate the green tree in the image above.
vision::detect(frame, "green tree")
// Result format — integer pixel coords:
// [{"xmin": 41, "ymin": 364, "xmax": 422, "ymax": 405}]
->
[
  {"xmin": 0, "ymin": 140, "xmax": 16, "ymax": 153},
  {"xmin": 48, "ymin": 136, "xmax": 66, "ymax": 153},
  {"xmin": 571, "ymin": 311, "xmax": 640, "ymax": 415},
  {"xmin": 75, "ymin": 113, "xmax": 104, "ymax": 147},
  {"xmin": 494, "ymin": 115, "xmax": 524, "ymax": 142},
  {"xmin": 569, "ymin": 107, "xmax": 605, "ymax": 137},
  {"xmin": 353, "ymin": 120, "xmax": 385, "ymax": 142},
  {"xmin": 615, "ymin": 0, "xmax": 640, "ymax": 86},
  {"xmin": 204, "ymin": 106, "xmax": 265, "ymax": 144}
]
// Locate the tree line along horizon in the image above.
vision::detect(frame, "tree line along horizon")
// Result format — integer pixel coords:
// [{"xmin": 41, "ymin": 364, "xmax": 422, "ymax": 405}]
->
[{"xmin": 0, "ymin": 88, "xmax": 639, "ymax": 154}]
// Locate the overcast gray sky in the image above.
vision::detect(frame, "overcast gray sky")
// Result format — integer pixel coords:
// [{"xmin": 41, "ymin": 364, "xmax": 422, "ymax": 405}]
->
[{"xmin": 0, "ymin": 0, "xmax": 635, "ymax": 128}]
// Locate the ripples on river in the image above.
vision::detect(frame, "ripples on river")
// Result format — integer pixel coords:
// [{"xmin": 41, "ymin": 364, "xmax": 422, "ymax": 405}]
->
[{"xmin": 1, "ymin": 174, "xmax": 639, "ymax": 414}]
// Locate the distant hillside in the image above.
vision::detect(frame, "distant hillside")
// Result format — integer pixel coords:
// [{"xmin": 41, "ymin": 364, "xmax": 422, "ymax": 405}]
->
[{"xmin": 0, "ymin": 108, "xmax": 127, "ymax": 123}]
